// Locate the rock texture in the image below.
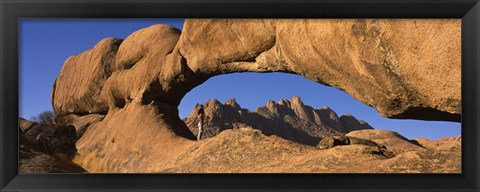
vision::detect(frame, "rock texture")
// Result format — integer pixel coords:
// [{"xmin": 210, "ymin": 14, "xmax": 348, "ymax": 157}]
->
[
  {"xmin": 52, "ymin": 19, "xmax": 461, "ymax": 122},
  {"xmin": 183, "ymin": 97, "xmax": 372, "ymax": 145},
  {"xmin": 74, "ymin": 102, "xmax": 196, "ymax": 173},
  {"xmin": 22, "ymin": 123, "xmax": 77, "ymax": 156},
  {"xmin": 160, "ymin": 128, "xmax": 460, "ymax": 173},
  {"xmin": 346, "ymin": 129, "xmax": 425, "ymax": 153},
  {"xmin": 73, "ymin": 127, "xmax": 460, "ymax": 173},
  {"xmin": 19, "ymin": 117, "xmax": 37, "ymax": 133},
  {"xmin": 317, "ymin": 135, "xmax": 388, "ymax": 150},
  {"xmin": 19, "ymin": 118, "xmax": 86, "ymax": 173},
  {"xmin": 50, "ymin": 19, "xmax": 461, "ymax": 173},
  {"xmin": 52, "ymin": 38, "xmax": 123, "ymax": 116},
  {"xmin": 19, "ymin": 145, "xmax": 86, "ymax": 173},
  {"xmin": 175, "ymin": 19, "xmax": 461, "ymax": 121},
  {"xmin": 59, "ymin": 114, "xmax": 105, "ymax": 139},
  {"xmin": 414, "ymin": 136, "xmax": 461, "ymax": 151}
]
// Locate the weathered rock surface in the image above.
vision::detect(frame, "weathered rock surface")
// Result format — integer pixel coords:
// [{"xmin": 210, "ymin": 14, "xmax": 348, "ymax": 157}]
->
[
  {"xmin": 346, "ymin": 129, "xmax": 425, "ymax": 153},
  {"xmin": 160, "ymin": 128, "xmax": 460, "ymax": 173},
  {"xmin": 22, "ymin": 123, "xmax": 77, "ymax": 156},
  {"xmin": 184, "ymin": 96, "xmax": 372, "ymax": 145},
  {"xmin": 100, "ymin": 25, "xmax": 184, "ymax": 109},
  {"xmin": 61, "ymin": 114, "xmax": 105, "ymax": 139},
  {"xmin": 19, "ymin": 145, "xmax": 86, "ymax": 173},
  {"xmin": 317, "ymin": 135, "xmax": 384, "ymax": 149},
  {"xmin": 339, "ymin": 115, "xmax": 375, "ymax": 132},
  {"xmin": 50, "ymin": 19, "xmax": 461, "ymax": 173},
  {"xmin": 52, "ymin": 38, "xmax": 123, "ymax": 116},
  {"xmin": 74, "ymin": 102, "xmax": 196, "ymax": 173},
  {"xmin": 19, "ymin": 117, "xmax": 37, "ymax": 133},
  {"xmin": 175, "ymin": 19, "xmax": 461, "ymax": 121},
  {"xmin": 19, "ymin": 118, "xmax": 86, "ymax": 173},
  {"xmin": 414, "ymin": 136, "xmax": 461, "ymax": 151},
  {"xmin": 71, "ymin": 118, "xmax": 461, "ymax": 173},
  {"xmin": 52, "ymin": 19, "xmax": 460, "ymax": 124}
]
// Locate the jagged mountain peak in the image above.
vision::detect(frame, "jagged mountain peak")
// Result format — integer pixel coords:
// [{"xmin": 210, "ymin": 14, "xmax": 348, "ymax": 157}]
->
[
  {"xmin": 205, "ymin": 99, "xmax": 222, "ymax": 106},
  {"xmin": 224, "ymin": 98, "xmax": 241, "ymax": 110},
  {"xmin": 319, "ymin": 106, "xmax": 332, "ymax": 110},
  {"xmin": 184, "ymin": 97, "xmax": 373, "ymax": 145}
]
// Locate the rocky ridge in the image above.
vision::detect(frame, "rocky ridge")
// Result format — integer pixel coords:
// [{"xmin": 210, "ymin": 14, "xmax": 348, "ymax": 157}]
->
[
  {"xmin": 183, "ymin": 96, "xmax": 372, "ymax": 145},
  {"xmin": 158, "ymin": 128, "xmax": 461, "ymax": 173},
  {"xmin": 18, "ymin": 116, "xmax": 461, "ymax": 173}
]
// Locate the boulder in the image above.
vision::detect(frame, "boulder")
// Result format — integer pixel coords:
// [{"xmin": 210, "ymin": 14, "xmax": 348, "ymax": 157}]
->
[
  {"xmin": 52, "ymin": 38, "xmax": 123, "ymax": 116},
  {"xmin": 69, "ymin": 114, "xmax": 105, "ymax": 139},
  {"xmin": 74, "ymin": 102, "xmax": 196, "ymax": 173},
  {"xmin": 19, "ymin": 117, "xmax": 37, "ymax": 133},
  {"xmin": 101, "ymin": 25, "xmax": 183, "ymax": 108},
  {"xmin": 22, "ymin": 122, "xmax": 77, "ymax": 156},
  {"xmin": 51, "ymin": 19, "xmax": 461, "ymax": 172},
  {"xmin": 19, "ymin": 145, "xmax": 87, "ymax": 173},
  {"xmin": 52, "ymin": 19, "xmax": 461, "ymax": 122},
  {"xmin": 174, "ymin": 19, "xmax": 460, "ymax": 121},
  {"xmin": 317, "ymin": 135, "xmax": 385, "ymax": 149},
  {"xmin": 414, "ymin": 136, "xmax": 461, "ymax": 151},
  {"xmin": 346, "ymin": 129, "xmax": 425, "ymax": 153},
  {"xmin": 316, "ymin": 135, "xmax": 395, "ymax": 158}
]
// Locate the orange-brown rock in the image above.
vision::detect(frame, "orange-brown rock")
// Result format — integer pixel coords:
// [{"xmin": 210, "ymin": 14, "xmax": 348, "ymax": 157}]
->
[
  {"xmin": 414, "ymin": 136, "xmax": 461, "ymax": 151},
  {"xmin": 72, "ymin": 127, "xmax": 460, "ymax": 173},
  {"xmin": 52, "ymin": 38, "xmax": 122, "ymax": 116},
  {"xmin": 339, "ymin": 114, "xmax": 375, "ymax": 132},
  {"xmin": 100, "ymin": 25, "xmax": 184, "ymax": 108},
  {"xmin": 20, "ymin": 145, "xmax": 86, "ymax": 173},
  {"xmin": 174, "ymin": 19, "xmax": 460, "ymax": 121},
  {"xmin": 19, "ymin": 117, "xmax": 37, "ymax": 133},
  {"xmin": 157, "ymin": 128, "xmax": 460, "ymax": 173},
  {"xmin": 18, "ymin": 118, "xmax": 86, "ymax": 173},
  {"xmin": 52, "ymin": 19, "xmax": 460, "ymax": 121},
  {"xmin": 346, "ymin": 129, "xmax": 425, "ymax": 153},
  {"xmin": 51, "ymin": 19, "xmax": 461, "ymax": 173},
  {"xmin": 74, "ymin": 102, "xmax": 195, "ymax": 172},
  {"xmin": 69, "ymin": 114, "xmax": 105, "ymax": 139}
]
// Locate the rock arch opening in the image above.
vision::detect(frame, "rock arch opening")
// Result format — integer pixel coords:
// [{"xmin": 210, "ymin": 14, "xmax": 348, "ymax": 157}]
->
[
  {"xmin": 179, "ymin": 72, "xmax": 460, "ymax": 143},
  {"xmin": 48, "ymin": 19, "xmax": 462, "ymax": 172}
]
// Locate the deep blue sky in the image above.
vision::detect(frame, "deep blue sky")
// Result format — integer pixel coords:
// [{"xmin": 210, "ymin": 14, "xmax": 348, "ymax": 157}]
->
[{"xmin": 20, "ymin": 19, "xmax": 460, "ymax": 140}]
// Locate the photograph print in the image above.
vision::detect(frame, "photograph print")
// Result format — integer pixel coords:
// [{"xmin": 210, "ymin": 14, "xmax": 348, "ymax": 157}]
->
[{"xmin": 19, "ymin": 19, "xmax": 461, "ymax": 173}]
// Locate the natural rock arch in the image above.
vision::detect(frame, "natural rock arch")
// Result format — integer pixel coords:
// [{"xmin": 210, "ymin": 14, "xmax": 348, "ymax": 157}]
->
[{"xmin": 51, "ymin": 19, "xmax": 461, "ymax": 172}]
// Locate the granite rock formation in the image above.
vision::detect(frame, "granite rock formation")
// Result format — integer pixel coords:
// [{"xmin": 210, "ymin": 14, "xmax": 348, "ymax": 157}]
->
[
  {"xmin": 48, "ymin": 19, "xmax": 461, "ymax": 173},
  {"xmin": 19, "ymin": 117, "xmax": 37, "ymax": 133},
  {"xmin": 346, "ymin": 129, "xmax": 426, "ymax": 153},
  {"xmin": 183, "ymin": 97, "xmax": 373, "ymax": 145},
  {"xmin": 19, "ymin": 145, "xmax": 86, "ymax": 173},
  {"xmin": 52, "ymin": 38, "xmax": 122, "ymax": 116},
  {"xmin": 59, "ymin": 114, "xmax": 105, "ymax": 139},
  {"xmin": 19, "ymin": 118, "xmax": 86, "ymax": 173},
  {"xmin": 22, "ymin": 123, "xmax": 77, "ymax": 156},
  {"xmin": 159, "ymin": 128, "xmax": 460, "ymax": 173},
  {"xmin": 413, "ymin": 136, "xmax": 461, "ymax": 151}
]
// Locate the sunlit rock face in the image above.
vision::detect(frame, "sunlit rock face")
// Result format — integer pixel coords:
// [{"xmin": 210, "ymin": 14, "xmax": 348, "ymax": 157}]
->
[
  {"xmin": 50, "ymin": 19, "xmax": 461, "ymax": 172},
  {"xmin": 53, "ymin": 19, "xmax": 460, "ymax": 122},
  {"xmin": 175, "ymin": 19, "xmax": 460, "ymax": 122}
]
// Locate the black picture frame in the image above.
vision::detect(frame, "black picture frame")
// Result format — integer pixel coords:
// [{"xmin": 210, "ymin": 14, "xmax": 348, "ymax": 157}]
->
[{"xmin": 1, "ymin": 0, "xmax": 479, "ymax": 191}]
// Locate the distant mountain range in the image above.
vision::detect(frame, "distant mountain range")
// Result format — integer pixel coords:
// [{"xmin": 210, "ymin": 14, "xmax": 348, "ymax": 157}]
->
[{"xmin": 183, "ymin": 96, "xmax": 373, "ymax": 145}]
